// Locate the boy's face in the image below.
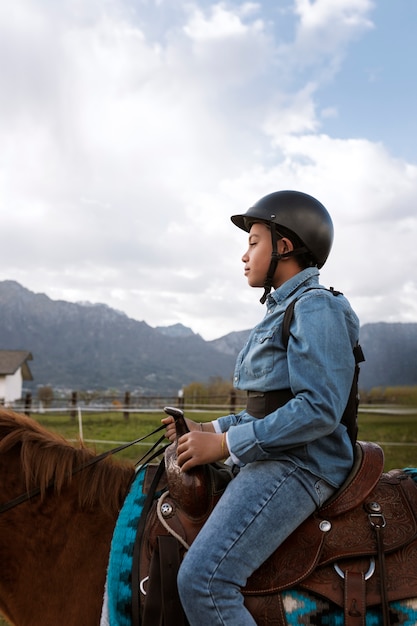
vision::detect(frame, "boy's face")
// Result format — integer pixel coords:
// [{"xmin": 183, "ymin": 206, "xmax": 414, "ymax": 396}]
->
[{"xmin": 241, "ymin": 222, "xmax": 273, "ymax": 289}]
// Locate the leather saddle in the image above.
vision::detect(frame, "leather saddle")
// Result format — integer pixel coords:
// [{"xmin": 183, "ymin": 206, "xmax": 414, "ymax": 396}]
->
[{"xmin": 138, "ymin": 441, "xmax": 417, "ymax": 626}]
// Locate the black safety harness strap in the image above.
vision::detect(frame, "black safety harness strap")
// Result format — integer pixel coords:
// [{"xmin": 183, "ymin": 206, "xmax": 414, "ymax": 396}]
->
[
  {"xmin": 260, "ymin": 226, "xmax": 308, "ymax": 304},
  {"xmin": 282, "ymin": 287, "xmax": 365, "ymax": 446}
]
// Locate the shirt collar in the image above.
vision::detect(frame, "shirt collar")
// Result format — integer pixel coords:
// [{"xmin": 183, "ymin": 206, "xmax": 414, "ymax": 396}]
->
[{"xmin": 266, "ymin": 267, "xmax": 320, "ymax": 306}]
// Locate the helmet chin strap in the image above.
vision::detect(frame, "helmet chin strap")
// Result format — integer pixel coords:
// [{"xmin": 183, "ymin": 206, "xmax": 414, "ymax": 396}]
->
[{"xmin": 259, "ymin": 228, "xmax": 308, "ymax": 304}]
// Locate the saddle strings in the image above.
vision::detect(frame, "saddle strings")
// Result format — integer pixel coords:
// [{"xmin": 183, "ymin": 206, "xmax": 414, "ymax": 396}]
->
[{"xmin": 156, "ymin": 490, "xmax": 190, "ymax": 551}]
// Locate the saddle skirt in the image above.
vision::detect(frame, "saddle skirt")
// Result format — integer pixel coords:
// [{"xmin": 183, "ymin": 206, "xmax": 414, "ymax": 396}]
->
[{"xmin": 139, "ymin": 441, "xmax": 417, "ymax": 620}]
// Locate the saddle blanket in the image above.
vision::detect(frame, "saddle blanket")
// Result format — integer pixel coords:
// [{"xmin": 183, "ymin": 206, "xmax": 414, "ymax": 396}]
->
[{"xmin": 101, "ymin": 467, "xmax": 147, "ymax": 626}]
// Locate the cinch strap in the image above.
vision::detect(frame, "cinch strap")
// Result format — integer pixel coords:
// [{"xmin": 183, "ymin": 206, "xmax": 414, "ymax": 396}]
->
[{"xmin": 246, "ymin": 389, "xmax": 294, "ymax": 418}]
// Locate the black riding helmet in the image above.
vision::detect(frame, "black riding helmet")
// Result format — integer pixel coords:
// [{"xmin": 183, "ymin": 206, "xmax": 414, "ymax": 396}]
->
[{"xmin": 231, "ymin": 190, "xmax": 334, "ymax": 303}]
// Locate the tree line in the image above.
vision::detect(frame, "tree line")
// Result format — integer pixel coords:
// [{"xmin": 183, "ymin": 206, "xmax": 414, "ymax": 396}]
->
[{"xmin": 32, "ymin": 379, "xmax": 417, "ymax": 411}]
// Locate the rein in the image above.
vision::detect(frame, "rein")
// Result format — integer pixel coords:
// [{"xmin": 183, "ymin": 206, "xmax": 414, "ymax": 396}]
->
[{"xmin": 0, "ymin": 424, "xmax": 167, "ymax": 515}]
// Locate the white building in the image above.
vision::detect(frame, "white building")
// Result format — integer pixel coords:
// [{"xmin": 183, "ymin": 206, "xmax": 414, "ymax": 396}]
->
[{"xmin": 0, "ymin": 351, "xmax": 33, "ymax": 404}]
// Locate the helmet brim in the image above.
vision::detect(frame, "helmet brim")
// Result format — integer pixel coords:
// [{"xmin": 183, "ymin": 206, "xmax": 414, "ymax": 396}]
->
[{"xmin": 230, "ymin": 214, "xmax": 248, "ymax": 231}]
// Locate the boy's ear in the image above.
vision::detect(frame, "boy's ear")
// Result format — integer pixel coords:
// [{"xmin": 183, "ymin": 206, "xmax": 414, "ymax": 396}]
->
[{"xmin": 279, "ymin": 237, "xmax": 294, "ymax": 255}]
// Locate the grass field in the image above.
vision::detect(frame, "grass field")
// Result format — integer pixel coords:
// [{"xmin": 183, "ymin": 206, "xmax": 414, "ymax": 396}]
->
[
  {"xmin": 30, "ymin": 407, "xmax": 417, "ymax": 469},
  {"xmin": 0, "ymin": 407, "xmax": 416, "ymax": 625}
]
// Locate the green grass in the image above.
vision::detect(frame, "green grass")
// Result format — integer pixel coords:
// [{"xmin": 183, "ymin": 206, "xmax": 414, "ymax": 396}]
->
[
  {"xmin": 29, "ymin": 407, "xmax": 417, "ymax": 470},
  {"xmin": 0, "ymin": 407, "xmax": 417, "ymax": 625},
  {"xmin": 33, "ymin": 410, "xmax": 171, "ymax": 462},
  {"xmin": 357, "ymin": 410, "xmax": 417, "ymax": 470}
]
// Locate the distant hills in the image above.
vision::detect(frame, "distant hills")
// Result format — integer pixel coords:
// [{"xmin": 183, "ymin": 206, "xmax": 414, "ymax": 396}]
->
[
  {"xmin": 0, "ymin": 280, "xmax": 416, "ymax": 393},
  {"xmin": 0, "ymin": 280, "xmax": 235, "ymax": 394}
]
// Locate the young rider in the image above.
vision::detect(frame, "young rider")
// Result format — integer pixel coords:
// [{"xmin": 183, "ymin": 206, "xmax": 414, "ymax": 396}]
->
[{"xmin": 162, "ymin": 190, "xmax": 360, "ymax": 626}]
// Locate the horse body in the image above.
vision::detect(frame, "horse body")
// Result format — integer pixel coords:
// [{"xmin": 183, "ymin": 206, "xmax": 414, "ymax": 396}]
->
[{"xmin": 1, "ymin": 486, "xmax": 111, "ymax": 625}]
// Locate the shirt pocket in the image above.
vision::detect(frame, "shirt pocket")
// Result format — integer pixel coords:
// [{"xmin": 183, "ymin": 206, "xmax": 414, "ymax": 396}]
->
[{"xmin": 241, "ymin": 329, "xmax": 276, "ymax": 379}]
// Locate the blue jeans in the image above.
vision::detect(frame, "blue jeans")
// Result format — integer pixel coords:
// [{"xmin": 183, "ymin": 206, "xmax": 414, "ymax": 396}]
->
[{"xmin": 177, "ymin": 459, "xmax": 336, "ymax": 625}]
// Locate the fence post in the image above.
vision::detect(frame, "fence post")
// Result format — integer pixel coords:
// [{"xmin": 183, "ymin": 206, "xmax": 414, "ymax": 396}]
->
[
  {"xmin": 178, "ymin": 388, "xmax": 184, "ymax": 409},
  {"xmin": 24, "ymin": 392, "xmax": 32, "ymax": 417},
  {"xmin": 229, "ymin": 389, "xmax": 236, "ymax": 414},
  {"xmin": 123, "ymin": 391, "xmax": 130, "ymax": 422},
  {"xmin": 70, "ymin": 391, "xmax": 77, "ymax": 421}
]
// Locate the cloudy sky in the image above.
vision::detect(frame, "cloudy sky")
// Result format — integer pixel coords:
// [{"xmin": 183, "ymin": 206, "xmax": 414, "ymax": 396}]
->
[{"xmin": 1, "ymin": 0, "xmax": 417, "ymax": 340}]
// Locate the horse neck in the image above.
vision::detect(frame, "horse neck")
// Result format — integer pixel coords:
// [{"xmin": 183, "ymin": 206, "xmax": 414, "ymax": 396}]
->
[{"xmin": 0, "ymin": 457, "xmax": 132, "ymax": 626}]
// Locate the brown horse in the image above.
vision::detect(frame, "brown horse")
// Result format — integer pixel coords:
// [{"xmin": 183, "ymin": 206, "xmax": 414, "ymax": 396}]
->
[
  {"xmin": 1, "ymin": 407, "xmax": 417, "ymax": 626},
  {"xmin": 0, "ymin": 408, "xmax": 134, "ymax": 626}
]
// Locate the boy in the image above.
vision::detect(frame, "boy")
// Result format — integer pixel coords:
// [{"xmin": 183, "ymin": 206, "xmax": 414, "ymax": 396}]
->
[{"xmin": 163, "ymin": 190, "xmax": 359, "ymax": 625}]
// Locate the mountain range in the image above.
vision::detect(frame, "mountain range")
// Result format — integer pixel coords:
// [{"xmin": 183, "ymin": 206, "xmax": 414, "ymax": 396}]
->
[{"xmin": 0, "ymin": 280, "xmax": 416, "ymax": 393}]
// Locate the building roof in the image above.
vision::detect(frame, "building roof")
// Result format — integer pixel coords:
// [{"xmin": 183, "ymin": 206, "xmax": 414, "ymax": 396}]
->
[{"xmin": 0, "ymin": 350, "xmax": 33, "ymax": 381}]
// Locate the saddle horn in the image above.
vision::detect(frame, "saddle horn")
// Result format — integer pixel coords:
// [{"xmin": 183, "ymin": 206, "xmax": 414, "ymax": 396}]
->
[
  {"xmin": 163, "ymin": 407, "xmax": 189, "ymax": 439},
  {"xmin": 162, "ymin": 406, "xmax": 233, "ymax": 520}
]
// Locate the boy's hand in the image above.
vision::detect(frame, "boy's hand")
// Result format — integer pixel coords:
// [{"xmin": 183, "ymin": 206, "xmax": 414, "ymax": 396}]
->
[
  {"xmin": 161, "ymin": 415, "xmax": 199, "ymax": 442},
  {"xmin": 176, "ymin": 432, "xmax": 228, "ymax": 472}
]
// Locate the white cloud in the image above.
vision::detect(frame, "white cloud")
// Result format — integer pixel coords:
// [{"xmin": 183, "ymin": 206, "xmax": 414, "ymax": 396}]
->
[
  {"xmin": 262, "ymin": 85, "xmax": 320, "ymax": 139},
  {"xmin": 184, "ymin": 3, "xmax": 254, "ymax": 40},
  {"xmin": 294, "ymin": 0, "xmax": 374, "ymax": 50},
  {"xmin": 0, "ymin": 0, "xmax": 416, "ymax": 342},
  {"xmin": 276, "ymin": 0, "xmax": 375, "ymax": 85}
]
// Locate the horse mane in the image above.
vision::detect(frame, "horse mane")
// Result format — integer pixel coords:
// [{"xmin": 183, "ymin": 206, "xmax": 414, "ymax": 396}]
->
[{"xmin": 0, "ymin": 408, "xmax": 135, "ymax": 514}]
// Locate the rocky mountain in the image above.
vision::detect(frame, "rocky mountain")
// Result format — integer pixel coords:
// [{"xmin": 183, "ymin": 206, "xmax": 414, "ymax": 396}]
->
[
  {"xmin": 0, "ymin": 280, "xmax": 236, "ymax": 393},
  {"xmin": 358, "ymin": 322, "xmax": 417, "ymax": 390},
  {"xmin": 209, "ymin": 330, "xmax": 250, "ymax": 356},
  {"xmin": 0, "ymin": 280, "xmax": 416, "ymax": 393}
]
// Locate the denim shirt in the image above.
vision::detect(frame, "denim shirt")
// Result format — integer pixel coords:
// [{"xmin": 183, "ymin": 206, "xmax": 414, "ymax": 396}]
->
[{"xmin": 216, "ymin": 267, "xmax": 360, "ymax": 488}]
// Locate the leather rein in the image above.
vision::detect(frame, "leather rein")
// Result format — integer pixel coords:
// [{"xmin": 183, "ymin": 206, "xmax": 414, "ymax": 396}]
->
[{"xmin": 0, "ymin": 424, "xmax": 167, "ymax": 515}]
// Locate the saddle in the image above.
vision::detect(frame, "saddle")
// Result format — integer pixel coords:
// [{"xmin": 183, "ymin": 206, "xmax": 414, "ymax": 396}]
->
[{"xmin": 138, "ymin": 441, "xmax": 417, "ymax": 626}]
